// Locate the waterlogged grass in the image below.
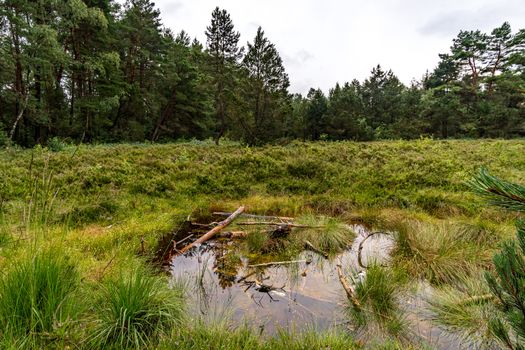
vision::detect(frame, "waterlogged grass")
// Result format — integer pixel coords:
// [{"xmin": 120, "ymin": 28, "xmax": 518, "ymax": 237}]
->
[
  {"xmin": 392, "ymin": 221, "xmax": 496, "ymax": 284},
  {"xmin": 347, "ymin": 265, "xmax": 407, "ymax": 342},
  {"xmin": 0, "ymin": 139, "xmax": 524, "ymax": 348},
  {"xmin": 428, "ymin": 272, "xmax": 498, "ymax": 347}
]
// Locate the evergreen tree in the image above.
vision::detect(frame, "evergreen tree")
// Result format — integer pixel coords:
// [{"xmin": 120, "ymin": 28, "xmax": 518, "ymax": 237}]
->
[
  {"xmin": 305, "ymin": 88, "xmax": 328, "ymax": 140},
  {"xmin": 205, "ymin": 7, "xmax": 242, "ymax": 144},
  {"xmin": 469, "ymin": 168, "xmax": 525, "ymax": 349},
  {"xmin": 242, "ymin": 26, "xmax": 289, "ymax": 144}
]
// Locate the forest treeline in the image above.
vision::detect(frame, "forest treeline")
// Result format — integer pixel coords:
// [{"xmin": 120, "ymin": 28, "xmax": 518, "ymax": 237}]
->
[{"xmin": 1, "ymin": 0, "xmax": 524, "ymax": 147}]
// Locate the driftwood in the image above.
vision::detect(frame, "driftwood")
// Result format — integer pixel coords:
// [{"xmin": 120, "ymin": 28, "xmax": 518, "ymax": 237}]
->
[
  {"xmin": 336, "ymin": 263, "xmax": 361, "ymax": 309},
  {"xmin": 176, "ymin": 206, "xmax": 245, "ymax": 255},
  {"xmin": 214, "ymin": 212, "xmax": 294, "ymax": 222},
  {"xmin": 304, "ymin": 240, "xmax": 329, "ymax": 258},
  {"xmin": 248, "ymin": 259, "xmax": 309, "ymax": 268},
  {"xmin": 237, "ymin": 270, "xmax": 257, "ymax": 283},
  {"xmin": 174, "ymin": 234, "xmax": 194, "ymax": 249},
  {"xmin": 237, "ymin": 221, "xmax": 324, "ymax": 228},
  {"xmin": 357, "ymin": 232, "xmax": 390, "ymax": 269}
]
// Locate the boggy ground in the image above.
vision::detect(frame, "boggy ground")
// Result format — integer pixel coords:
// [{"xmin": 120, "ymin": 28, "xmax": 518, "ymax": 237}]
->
[{"xmin": 0, "ymin": 139, "xmax": 523, "ymax": 349}]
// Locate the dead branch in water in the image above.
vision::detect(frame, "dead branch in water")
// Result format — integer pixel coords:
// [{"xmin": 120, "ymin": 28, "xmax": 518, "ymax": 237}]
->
[
  {"xmin": 237, "ymin": 221, "xmax": 324, "ymax": 228},
  {"xmin": 176, "ymin": 206, "xmax": 245, "ymax": 255},
  {"xmin": 357, "ymin": 231, "xmax": 390, "ymax": 269},
  {"xmin": 336, "ymin": 262, "xmax": 361, "ymax": 309},
  {"xmin": 248, "ymin": 259, "xmax": 309, "ymax": 268},
  {"xmin": 213, "ymin": 212, "xmax": 294, "ymax": 222},
  {"xmin": 174, "ymin": 234, "xmax": 194, "ymax": 249},
  {"xmin": 304, "ymin": 240, "xmax": 329, "ymax": 258}
]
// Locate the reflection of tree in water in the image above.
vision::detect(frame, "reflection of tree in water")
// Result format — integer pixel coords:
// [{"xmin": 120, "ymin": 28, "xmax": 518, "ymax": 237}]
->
[{"xmin": 213, "ymin": 242, "xmax": 242, "ymax": 289}]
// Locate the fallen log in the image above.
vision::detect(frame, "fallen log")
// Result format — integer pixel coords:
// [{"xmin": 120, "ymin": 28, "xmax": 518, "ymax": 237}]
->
[
  {"xmin": 176, "ymin": 206, "xmax": 245, "ymax": 255},
  {"xmin": 237, "ymin": 221, "xmax": 324, "ymax": 228},
  {"xmin": 214, "ymin": 212, "xmax": 294, "ymax": 222},
  {"xmin": 336, "ymin": 263, "xmax": 361, "ymax": 309},
  {"xmin": 304, "ymin": 240, "xmax": 329, "ymax": 258},
  {"xmin": 248, "ymin": 259, "xmax": 309, "ymax": 268}
]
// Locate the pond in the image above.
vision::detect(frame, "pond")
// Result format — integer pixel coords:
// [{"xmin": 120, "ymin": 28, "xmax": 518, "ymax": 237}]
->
[
  {"xmin": 168, "ymin": 224, "xmax": 395, "ymax": 335},
  {"xmin": 166, "ymin": 221, "xmax": 472, "ymax": 349}
]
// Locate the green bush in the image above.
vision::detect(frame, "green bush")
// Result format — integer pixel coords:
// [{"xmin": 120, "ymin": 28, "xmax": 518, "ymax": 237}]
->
[{"xmin": 47, "ymin": 137, "xmax": 68, "ymax": 152}]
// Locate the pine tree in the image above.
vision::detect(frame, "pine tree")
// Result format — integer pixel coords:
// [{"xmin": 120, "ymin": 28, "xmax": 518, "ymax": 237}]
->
[
  {"xmin": 469, "ymin": 168, "xmax": 525, "ymax": 349},
  {"xmin": 242, "ymin": 26, "xmax": 289, "ymax": 144},
  {"xmin": 205, "ymin": 7, "xmax": 242, "ymax": 144}
]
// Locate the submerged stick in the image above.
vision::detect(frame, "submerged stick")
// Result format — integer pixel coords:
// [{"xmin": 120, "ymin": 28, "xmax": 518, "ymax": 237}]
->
[
  {"xmin": 304, "ymin": 240, "xmax": 329, "ymax": 258},
  {"xmin": 176, "ymin": 206, "xmax": 245, "ymax": 255},
  {"xmin": 175, "ymin": 234, "xmax": 194, "ymax": 248},
  {"xmin": 214, "ymin": 212, "xmax": 294, "ymax": 222},
  {"xmin": 357, "ymin": 231, "xmax": 390, "ymax": 269},
  {"xmin": 248, "ymin": 259, "xmax": 308, "ymax": 268},
  {"xmin": 336, "ymin": 263, "xmax": 361, "ymax": 309}
]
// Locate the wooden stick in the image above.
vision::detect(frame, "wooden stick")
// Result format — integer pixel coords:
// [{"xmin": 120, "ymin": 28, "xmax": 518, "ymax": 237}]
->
[
  {"xmin": 237, "ymin": 221, "xmax": 324, "ymax": 228},
  {"xmin": 213, "ymin": 212, "xmax": 294, "ymax": 221},
  {"xmin": 304, "ymin": 240, "xmax": 329, "ymax": 258},
  {"xmin": 175, "ymin": 234, "xmax": 194, "ymax": 248},
  {"xmin": 357, "ymin": 232, "xmax": 389, "ymax": 269},
  {"xmin": 248, "ymin": 259, "xmax": 307, "ymax": 268},
  {"xmin": 237, "ymin": 270, "xmax": 257, "ymax": 283},
  {"xmin": 336, "ymin": 263, "xmax": 361, "ymax": 309},
  {"xmin": 176, "ymin": 206, "xmax": 245, "ymax": 255}
]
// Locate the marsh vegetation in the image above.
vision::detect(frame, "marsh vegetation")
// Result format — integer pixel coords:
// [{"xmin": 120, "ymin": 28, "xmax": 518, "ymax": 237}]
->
[{"xmin": 0, "ymin": 139, "xmax": 523, "ymax": 348}]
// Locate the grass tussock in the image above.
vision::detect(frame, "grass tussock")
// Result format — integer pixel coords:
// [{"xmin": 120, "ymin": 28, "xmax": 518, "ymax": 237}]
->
[
  {"xmin": 88, "ymin": 266, "xmax": 184, "ymax": 349},
  {"xmin": 295, "ymin": 215, "xmax": 354, "ymax": 254},
  {"xmin": 393, "ymin": 221, "xmax": 493, "ymax": 284},
  {"xmin": 0, "ymin": 250, "xmax": 80, "ymax": 348},
  {"xmin": 346, "ymin": 264, "xmax": 407, "ymax": 342},
  {"xmin": 428, "ymin": 272, "xmax": 499, "ymax": 347}
]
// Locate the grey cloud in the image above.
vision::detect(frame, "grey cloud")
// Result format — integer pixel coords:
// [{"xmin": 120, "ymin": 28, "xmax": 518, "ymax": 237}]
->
[
  {"xmin": 160, "ymin": 1, "xmax": 184, "ymax": 13},
  {"xmin": 282, "ymin": 50, "xmax": 315, "ymax": 66}
]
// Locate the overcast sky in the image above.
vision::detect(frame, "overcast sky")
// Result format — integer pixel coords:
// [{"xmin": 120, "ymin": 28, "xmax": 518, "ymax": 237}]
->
[{"xmin": 143, "ymin": 0, "xmax": 525, "ymax": 94}]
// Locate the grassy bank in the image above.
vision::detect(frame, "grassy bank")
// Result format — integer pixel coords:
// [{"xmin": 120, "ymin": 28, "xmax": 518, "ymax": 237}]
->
[{"xmin": 0, "ymin": 139, "xmax": 523, "ymax": 348}]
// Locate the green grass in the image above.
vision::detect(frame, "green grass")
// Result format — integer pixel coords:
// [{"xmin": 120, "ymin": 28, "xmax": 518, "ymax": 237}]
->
[
  {"xmin": 88, "ymin": 265, "xmax": 184, "ymax": 349},
  {"xmin": 0, "ymin": 139, "xmax": 524, "ymax": 348},
  {"xmin": 0, "ymin": 250, "xmax": 80, "ymax": 348},
  {"xmin": 346, "ymin": 264, "xmax": 407, "ymax": 342}
]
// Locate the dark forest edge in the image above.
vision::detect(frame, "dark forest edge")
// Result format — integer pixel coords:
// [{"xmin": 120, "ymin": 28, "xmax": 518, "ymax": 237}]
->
[{"xmin": 1, "ymin": 0, "xmax": 524, "ymax": 148}]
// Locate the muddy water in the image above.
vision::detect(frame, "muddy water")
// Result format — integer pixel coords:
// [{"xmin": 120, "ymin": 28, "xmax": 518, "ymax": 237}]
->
[
  {"xmin": 168, "ymin": 225, "xmax": 395, "ymax": 335},
  {"xmin": 168, "ymin": 224, "xmax": 473, "ymax": 349}
]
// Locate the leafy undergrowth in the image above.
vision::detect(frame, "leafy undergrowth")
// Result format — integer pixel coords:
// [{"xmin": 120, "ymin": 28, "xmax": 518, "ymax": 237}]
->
[{"xmin": 0, "ymin": 139, "xmax": 523, "ymax": 348}]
